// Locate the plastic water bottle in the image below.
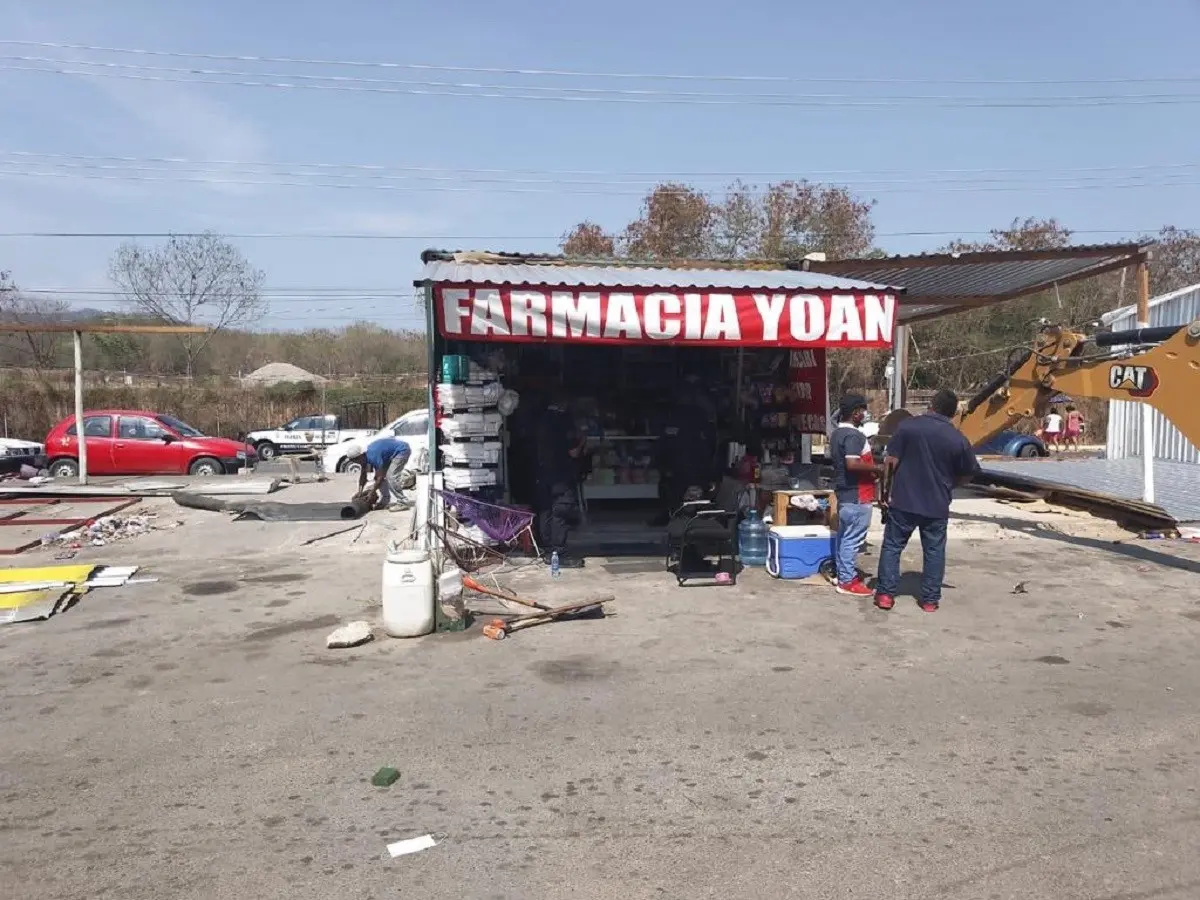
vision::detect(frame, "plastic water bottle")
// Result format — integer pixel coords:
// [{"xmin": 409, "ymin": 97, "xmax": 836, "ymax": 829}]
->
[
  {"xmin": 550, "ymin": 551, "xmax": 561, "ymax": 579},
  {"xmin": 738, "ymin": 510, "xmax": 769, "ymax": 567}
]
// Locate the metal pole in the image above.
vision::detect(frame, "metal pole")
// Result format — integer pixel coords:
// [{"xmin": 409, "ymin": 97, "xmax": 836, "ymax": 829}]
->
[
  {"xmin": 1136, "ymin": 260, "xmax": 1154, "ymax": 504},
  {"xmin": 73, "ymin": 330, "xmax": 88, "ymax": 485}
]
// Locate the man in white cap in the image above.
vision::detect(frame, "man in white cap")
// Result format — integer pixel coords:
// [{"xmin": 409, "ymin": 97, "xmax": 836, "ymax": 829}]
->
[{"xmin": 344, "ymin": 435, "xmax": 411, "ymax": 509}]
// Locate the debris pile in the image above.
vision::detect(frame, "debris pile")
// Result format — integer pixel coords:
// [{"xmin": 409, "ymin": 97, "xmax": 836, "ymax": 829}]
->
[{"xmin": 47, "ymin": 513, "xmax": 177, "ymax": 550}]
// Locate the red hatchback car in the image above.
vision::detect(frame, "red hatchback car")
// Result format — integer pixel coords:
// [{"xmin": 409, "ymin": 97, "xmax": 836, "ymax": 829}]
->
[{"xmin": 44, "ymin": 410, "xmax": 257, "ymax": 478}]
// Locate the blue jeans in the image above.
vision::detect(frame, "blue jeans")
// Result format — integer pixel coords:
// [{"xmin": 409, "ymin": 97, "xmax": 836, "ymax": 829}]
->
[
  {"xmin": 875, "ymin": 508, "xmax": 948, "ymax": 604},
  {"xmin": 835, "ymin": 502, "xmax": 872, "ymax": 584}
]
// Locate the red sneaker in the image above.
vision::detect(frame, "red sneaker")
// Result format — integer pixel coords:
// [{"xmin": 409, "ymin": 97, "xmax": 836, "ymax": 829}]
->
[
  {"xmin": 874, "ymin": 593, "xmax": 895, "ymax": 610},
  {"xmin": 835, "ymin": 577, "xmax": 873, "ymax": 597},
  {"xmin": 919, "ymin": 600, "xmax": 940, "ymax": 613}
]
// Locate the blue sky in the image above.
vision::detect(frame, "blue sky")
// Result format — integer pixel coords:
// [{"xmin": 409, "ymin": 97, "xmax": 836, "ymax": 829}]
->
[{"xmin": 2, "ymin": 0, "xmax": 1199, "ymax": 332}]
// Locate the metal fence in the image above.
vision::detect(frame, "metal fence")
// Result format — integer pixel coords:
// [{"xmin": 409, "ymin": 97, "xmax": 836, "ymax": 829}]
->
[{"xmin": 1105, "ymin": 284, "xmax": 1200, "ymax": 464}]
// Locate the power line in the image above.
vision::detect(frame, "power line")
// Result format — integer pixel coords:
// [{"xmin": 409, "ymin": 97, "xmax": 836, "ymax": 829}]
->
[
  {"xmin": 7, "ymin": 54, "xmax": 1200, "ymax": 106},
  {"xmin": 0, "ymin": 227, "xmax": 1182, "ymax": 240},
  {"xmin": 2, "ymin": 40, "xmax": 1195, "ymax": 87},
  {"xmin": 5, "ymin": 165, "xmax": 1200, "ymax": 195},
  {"xmin": 5, "ymin": 149, "xmax": 1198, "ymax": 180},
  {"xmin": 7, "ymin": 62, "xmax": 1200, "ymax": 109},
  {"xmin": 5, "ymin": 156, "xmax": 1200, "ymax": 191}
]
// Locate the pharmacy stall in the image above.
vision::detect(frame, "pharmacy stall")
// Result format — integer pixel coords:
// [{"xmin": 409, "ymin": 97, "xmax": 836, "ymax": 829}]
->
[{"xmin": 415, "ymin": 251, "xmax": 899, "ymax": 558}]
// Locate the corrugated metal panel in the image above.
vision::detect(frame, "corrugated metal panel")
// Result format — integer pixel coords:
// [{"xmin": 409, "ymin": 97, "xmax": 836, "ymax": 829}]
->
[
  {"xmin": 823, "ymin": 254, "xmax": 1131, "ymax": 298},
  {"xmin": 417, "ymin": 260, "xmax": 896, "ymax": 292},
  {"xmin": 982, "ymin": 458, "xmax": 1200, "ymax": 523},
  {"xmin": 1105, "ymin": 284, "xmax": 1200, "ymax": 464}
]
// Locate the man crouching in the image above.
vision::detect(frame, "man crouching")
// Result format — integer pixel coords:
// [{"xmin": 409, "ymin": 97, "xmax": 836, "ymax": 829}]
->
[{"xmin": 344, "ymin": 436, "xmax": 412, "ymax": 510}]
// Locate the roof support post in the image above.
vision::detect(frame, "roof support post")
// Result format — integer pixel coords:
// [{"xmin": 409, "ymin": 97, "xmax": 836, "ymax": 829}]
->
[
  {"xmin": 73, "ymin": 329, "xmax": 87, "ymax": 485},
  {"xmin": 1135, "ymin": 259, "xmax": 1154, "ymax": 504}
]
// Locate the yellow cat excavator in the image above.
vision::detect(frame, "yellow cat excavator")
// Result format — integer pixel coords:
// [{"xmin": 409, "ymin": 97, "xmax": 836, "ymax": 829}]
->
[{"xmin": 875, "ymin": 317, "xmax": 1200, "ymax": 524}]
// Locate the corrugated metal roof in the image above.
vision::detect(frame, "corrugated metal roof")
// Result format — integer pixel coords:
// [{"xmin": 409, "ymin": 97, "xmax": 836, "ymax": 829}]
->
[
  {"xmin": 1105, "ymin": 283, "xmax": 1200, "ymax": 466},
  {"xmin": 1102, "ymin": 281, "xmax": 1200, "ymax": 326},
  {"xmin": 414, "ymin": 245, "xmax": 1150, "ymax": 324},
  {"xmin": 982, "ymin": 457, "xmax": 1200, "ymax": 524},
  {"xmin": 811, "ymin": 243, "xmax": 1150, "ymax": 324},
  {"xmin": 415, "ymin": 256, "xmax": 899, "ymax": 293}
]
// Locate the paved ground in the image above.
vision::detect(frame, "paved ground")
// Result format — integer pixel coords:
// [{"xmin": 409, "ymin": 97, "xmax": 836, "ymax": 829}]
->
[{"xmin": 2, "ymin": 478, "xmax": 1200, "ymax": 899}]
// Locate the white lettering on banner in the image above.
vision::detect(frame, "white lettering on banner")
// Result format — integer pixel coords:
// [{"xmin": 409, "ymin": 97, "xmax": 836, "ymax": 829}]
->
[
  {"xmin": 863, "ymin": 294, "xmax": 895, "ymax": 343},
  {"xmin": 644, "ymin": 292, "xmax": 681, "ymax": 340},
  {"xmin": 604, "ymin": 293, "xmax": 643, "ymax": 339},
  {"xmin": 752, "ymin": 293, "xmax": 786, "ymax": 341},
  {"xmin": 683, "ymin": 294, "xmax": 703, "ymax": 340},
  {"xmin": 826, "ymin": 294, "xmax": 864, "ymax": 343},
  {"xmin": 509, "ymin": 290, "xmax": 547, "ymax": 336},
  {"xmin": 789, "ymin": 294, "xmax": 824, "ymax": 341},
  {"xmin": 551, "ymin": 291, "xmax": 602, "ymax": 338},
  {"xmin": 441, "ymin": 288, "xmax": 470, "ymax": 336},
  {"xmin": 703, "ymin": 293, "xmax": 741, "ymax": 341},
  {"xmin": 470, "ymin": 289, "xmax": 510, "ymax": 336},
  {"xmin": 796, "ymin": 414, "xmax": 827, "ymax": 432},
  {"xmin": 437, "ymin": 286, "xmax": 894, "ymax": 346},
  {"xmin": 794, "ymin": 382, "xmax": 813, "ymax": 400},
  {"xmin": 790, "ymin": 349, "xmax": 818, "ymax": 368}
]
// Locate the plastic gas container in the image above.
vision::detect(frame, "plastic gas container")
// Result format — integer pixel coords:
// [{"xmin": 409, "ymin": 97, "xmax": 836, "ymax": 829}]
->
[
  {"xmin": 381, "ymin": 546, "xmax": 435, "ymax": 637},
  {"xmin": 738, "ymin": 510, "xmax": 769, "ymax": 567},
  {"xmin": 766, "ymin": 525, "xmax": 834, "ymax": 579}
]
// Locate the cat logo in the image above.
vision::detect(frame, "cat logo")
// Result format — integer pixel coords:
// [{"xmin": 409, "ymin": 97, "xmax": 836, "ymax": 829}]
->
[{"xmin": 1108, "ymin": 364, "xmax": 1159, "ymax": 399}]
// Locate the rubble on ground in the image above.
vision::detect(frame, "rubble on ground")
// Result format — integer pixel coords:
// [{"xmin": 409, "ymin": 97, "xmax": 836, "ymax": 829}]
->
[{"xmin": 44, "ymin": 513, "xmax": 180, "ymax": 550}]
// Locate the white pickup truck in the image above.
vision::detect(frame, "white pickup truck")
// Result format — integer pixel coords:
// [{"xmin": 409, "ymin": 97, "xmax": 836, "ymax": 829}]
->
[
  {"xmin": 246, "ymin": 414, "xmax": 378, "ymax": 461},
  {"xmin": 321, "ymin": 407, "xmax": 431, "ymax": 475}
]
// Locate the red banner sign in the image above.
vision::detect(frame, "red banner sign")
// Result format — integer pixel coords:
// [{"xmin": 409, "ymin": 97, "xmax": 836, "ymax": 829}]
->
[
  {"xmin": 435, "ymin": 285, "xmax": 896, "ymax": 348},
  {"xmin": 788, "ymin": 349, "xmax": 830, "ymax": 435}
]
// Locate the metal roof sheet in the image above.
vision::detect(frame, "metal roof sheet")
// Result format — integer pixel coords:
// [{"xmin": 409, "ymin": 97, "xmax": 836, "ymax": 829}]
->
[
  {"xmin": 415, "ymin": 258, "xmax": 898, "ymax": 293},
  {"xmin": 982, "ymin": 457, "xmax": 1200, "ymax": 524},
  {"xmin": 414, "ymin": 243, "xmax": 1151, "ymax": 325},
  {"xmin": 811, "ymin": 243, "xmax": 1150, "ymax": 324}
]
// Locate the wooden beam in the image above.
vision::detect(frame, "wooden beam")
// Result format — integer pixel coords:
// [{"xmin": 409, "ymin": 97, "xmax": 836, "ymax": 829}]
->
[
  {"xmin": 1136, "ymin": 258, "xmax": 1151, "ymax": 325},
  {"xmin": 0, "ymin": 323, "xmax": 207, "ymax": 334}
]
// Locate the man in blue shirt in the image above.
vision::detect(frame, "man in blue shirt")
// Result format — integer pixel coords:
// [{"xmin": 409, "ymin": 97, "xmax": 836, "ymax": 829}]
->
[
  {"xmin": 874, "ymin": 389, "xmax": 980, "ymax": 612},
  {"xmin": 346, "ymin": 436, "xmax": 411, "ymax": 509},
  {"xmin": 829, "ymin": 394, "xmax": 882, "ymax": 597}
]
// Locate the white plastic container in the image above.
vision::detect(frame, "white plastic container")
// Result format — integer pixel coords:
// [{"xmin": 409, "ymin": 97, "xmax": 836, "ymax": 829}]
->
[{"xmin": 381, "ymin": 546, "xmax": 435, "ymax": 637}]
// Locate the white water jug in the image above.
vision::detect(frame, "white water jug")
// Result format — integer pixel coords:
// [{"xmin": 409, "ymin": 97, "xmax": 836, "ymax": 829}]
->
[{"xmin": 381, "ymin": 547, "xmax": 434, "ymax": 637}]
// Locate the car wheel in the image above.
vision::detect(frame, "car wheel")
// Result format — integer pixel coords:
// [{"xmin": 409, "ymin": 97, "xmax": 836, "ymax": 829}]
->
[
  {"xmin": 189, "ymin": 456, "xmax": 223, "ymax": 477},
  {"xmin": 342, "ymin": 459, "xmax": 363, "ymax": 476},
  {"xmin": 1017, "ymin": 444, "xmax": 1040, "ymax": 458},
  {"xmin": 48, "ymin": 457, "xmax": 79, "ymax": 479},
  {"xmin": 256, "ymin": 441, "xmax": 278, "ymax": 461}
]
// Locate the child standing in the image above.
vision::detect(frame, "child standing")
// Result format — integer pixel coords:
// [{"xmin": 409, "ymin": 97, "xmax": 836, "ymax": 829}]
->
[
  {"xmin": 1064, "ymin": 405, "xmax": 1085, "ymax": 450},
  {"xmin": 1041, "ymin": 406, "xmax": 1064, "ymax": 451}
]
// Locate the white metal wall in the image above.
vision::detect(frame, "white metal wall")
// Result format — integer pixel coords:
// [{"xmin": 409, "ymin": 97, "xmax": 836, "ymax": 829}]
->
[{"xmin": 1105, "ymin": 285, "xmax": 1200, "ymax": 463}]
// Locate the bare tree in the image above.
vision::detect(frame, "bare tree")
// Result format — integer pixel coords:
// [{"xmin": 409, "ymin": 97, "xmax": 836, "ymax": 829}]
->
[
  {"xmin": 108, "ymin": 233, "xmax": 267, "ymax": 377},
  {"xmin": 0, "ymin": 272, "xmax": 73, "ymax": 372}
]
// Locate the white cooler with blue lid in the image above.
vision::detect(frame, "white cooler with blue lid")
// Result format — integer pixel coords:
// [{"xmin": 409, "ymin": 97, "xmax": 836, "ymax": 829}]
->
[{"xmin": 766, "ymin": 525, "xmax": 833, "ymax": 579}]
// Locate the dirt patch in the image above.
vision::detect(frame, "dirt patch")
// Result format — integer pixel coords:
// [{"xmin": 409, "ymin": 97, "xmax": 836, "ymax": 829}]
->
[
  {"xmin": 244, "ymin": 615, "xmax": 341, "ymax": 644},
  {"xmin": 531, "ymin": 656, "xmax": 618, "ymax": 685},
  {"xmin": 1034, "ymin": 655, "xmax": 1070, "ymax": 665},
  {"xmin": 242, "ymin": 573, "xmax": 308, "ymax": 585},
  {"xmin": 183, "ymin": 581, "xmax": 238, "ymax": 597}
]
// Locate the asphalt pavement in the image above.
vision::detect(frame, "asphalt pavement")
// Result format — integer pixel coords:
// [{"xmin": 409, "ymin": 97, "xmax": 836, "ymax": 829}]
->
[{"xmin": 1, "ymin": 482, "xmax": 1199, "ymax": 899}]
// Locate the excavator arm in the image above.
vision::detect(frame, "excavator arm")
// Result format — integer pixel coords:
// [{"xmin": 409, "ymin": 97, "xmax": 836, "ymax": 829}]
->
[{"xmin": 954, "ymin": 318, "xmax": 1200, "ymax": 452}]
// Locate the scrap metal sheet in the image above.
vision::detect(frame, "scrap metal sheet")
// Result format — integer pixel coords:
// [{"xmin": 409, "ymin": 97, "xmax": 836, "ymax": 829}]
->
[
  {"xmin": 981, "ymin": 458, "xmax": 1200, "ymax": 524},
  {"xmin": 0, "ymin": 564, "xmax": 98, "ymax": 624}
]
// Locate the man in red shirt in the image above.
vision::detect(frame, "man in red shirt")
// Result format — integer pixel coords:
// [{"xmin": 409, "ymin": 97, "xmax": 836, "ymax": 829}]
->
[{"xmin": 829, "ymin": 395, "xmax": 882, "ymax": 596}]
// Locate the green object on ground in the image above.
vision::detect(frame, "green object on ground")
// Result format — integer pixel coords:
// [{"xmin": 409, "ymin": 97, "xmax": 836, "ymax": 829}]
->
[{"xmin": 372, "ymin": 766, "xmax": 401, "ymax": 787}]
